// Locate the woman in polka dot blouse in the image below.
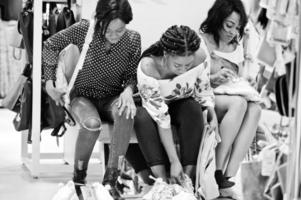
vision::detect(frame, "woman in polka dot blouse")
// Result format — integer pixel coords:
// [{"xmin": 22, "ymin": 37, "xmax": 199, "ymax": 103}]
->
[{"xmin": 43, "ymin": 0, "xmax": 140, "ymax": 199}]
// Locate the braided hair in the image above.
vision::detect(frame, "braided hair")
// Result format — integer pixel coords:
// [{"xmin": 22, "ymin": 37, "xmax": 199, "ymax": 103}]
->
[
  {"xmin": 94, "ymin": 0, "xmax": 133, "ymax": 37},
  {"xmin": 141, "ymin": 25, "xmax": 200, "ymax": 59}
]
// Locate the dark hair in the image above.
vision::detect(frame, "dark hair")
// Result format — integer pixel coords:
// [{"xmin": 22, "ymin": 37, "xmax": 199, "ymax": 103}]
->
[
  {"xmin": 200, "ymin": 0, "xmax": 247, "ymax": 45},
  {"xmin": 94, "ymin": 0, "xmax": 133, "ymax": 37},
  {"xmin": 141, "ymin": 25, "xmax": 200, "ymax": 59}
]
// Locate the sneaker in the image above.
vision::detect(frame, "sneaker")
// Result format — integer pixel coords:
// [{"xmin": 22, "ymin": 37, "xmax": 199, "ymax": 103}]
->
[
  {"xmin": 52, "ymin": 181, "xmax": 78, "ymax": 200},
  {"xmin": 73, "ymin": 169, "xmax": 87, "ymax": 200},
  {"xmin": 102, "ymin": 167, "xmax": 124, "ymax": 200},
  {"xmin": 214, "ymin": 170, "xmax": 235, "ymax": 189},
  {"xmin": 219, "ymin": 187, "xmax": 239, "ymax": 199}
]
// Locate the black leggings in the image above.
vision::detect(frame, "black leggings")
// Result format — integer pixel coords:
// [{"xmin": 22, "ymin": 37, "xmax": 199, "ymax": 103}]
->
[{"xmin": 134, "ymin": 98, "xmax": 205, "ymax": 167}]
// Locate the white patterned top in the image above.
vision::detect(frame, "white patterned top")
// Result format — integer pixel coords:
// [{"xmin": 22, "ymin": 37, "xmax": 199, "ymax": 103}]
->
[{"xmin": 137, "ymin": 59, "xmax": 214, "ymax": 129}]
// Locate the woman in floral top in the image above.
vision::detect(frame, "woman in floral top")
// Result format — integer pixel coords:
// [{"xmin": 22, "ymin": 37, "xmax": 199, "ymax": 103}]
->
[{"xmin": 135, "ymin": 25, "xmax": 217, "ymax": 183}]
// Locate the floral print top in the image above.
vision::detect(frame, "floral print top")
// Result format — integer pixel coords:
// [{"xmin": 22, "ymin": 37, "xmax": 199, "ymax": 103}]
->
[{"xmin": 137, "ymin": 59, "xmax": 214, "ymax": 129}]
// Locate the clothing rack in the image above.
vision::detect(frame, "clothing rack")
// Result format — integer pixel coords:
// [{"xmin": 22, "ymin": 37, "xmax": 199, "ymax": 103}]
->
[
  {"xmin": 286, "ymin": 2, "xmax": 301, "ymax": 198},
  {"xmin": 21, "ymin": 0, "xmax": 103, "ymax": 178}
]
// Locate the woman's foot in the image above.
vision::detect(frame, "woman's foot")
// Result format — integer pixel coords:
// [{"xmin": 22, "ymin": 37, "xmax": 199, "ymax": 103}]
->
[
  {"xmin": 102, "ymin": 167, "xmax": 124, "ymax": 200},
  {"xmin": 73, "ymin": 169, "xmax": 87, "ymax": 200},
  {"xmin": 214, "ymin": 170, "xmax": 235, "ymax": 189}
]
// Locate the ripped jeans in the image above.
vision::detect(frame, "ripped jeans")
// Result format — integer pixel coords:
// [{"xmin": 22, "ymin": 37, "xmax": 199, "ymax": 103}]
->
[{"xmin": 71, "ymin": 95, "xmax": 134, "ymax": 183}]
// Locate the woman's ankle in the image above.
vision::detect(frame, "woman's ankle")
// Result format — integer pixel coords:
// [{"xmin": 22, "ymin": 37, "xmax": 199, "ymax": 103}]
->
[{"xmin": 214, "ymin": 170, "xmax": 235, "ymax": 189}]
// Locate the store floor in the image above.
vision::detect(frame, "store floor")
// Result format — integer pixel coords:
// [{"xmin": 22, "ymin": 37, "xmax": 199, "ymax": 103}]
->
[{"xmin": 0, "ymin": 108, "xmax": 281, "ymax": 200}]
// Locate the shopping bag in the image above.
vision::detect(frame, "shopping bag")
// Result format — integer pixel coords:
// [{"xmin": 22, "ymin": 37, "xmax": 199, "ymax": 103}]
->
[
  {"xmin": 143, "ymin": 177, "xmax": 196, "ymax": 200},
  {"xmin": 2, "ymin": 72, "xmax": 28, "ymax": 110},
  {"xmin": 214, "ymin": 78, "xmax": 261, "ymax": 102},
  {"xmin": 6, "ymin": 21, "xmax": 23, "ymax": 49},
  {"xmin": 195, "ymin": 125, "xmax": 220, "ymax": 200},
  {"xmin": 240, "ymin": 161, "xmax": 269, "ymax": 200}
]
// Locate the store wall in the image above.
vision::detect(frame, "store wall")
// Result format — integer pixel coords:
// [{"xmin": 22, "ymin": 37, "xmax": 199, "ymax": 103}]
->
[
  {"xmin": 82, "ymin": 0, "xmax": 215, "ymax": 50},
  {"xmin": 81, "ymin": 0, "xmax": 252, "ymax": 50}
]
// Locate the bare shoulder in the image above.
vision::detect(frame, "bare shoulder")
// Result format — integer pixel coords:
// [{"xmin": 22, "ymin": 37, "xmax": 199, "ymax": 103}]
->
[
  {"xmin": 140, "ymin": 57, "xmax": 161, "ymax": 79},
  {"xmin": 194, "ymin": 47, "xmax": 207, "ymax": 66}
]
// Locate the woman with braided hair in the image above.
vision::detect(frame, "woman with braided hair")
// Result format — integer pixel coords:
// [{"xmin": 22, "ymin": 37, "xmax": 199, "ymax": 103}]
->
[
  {"xmin": 134, "ymin": 25, "xmax": 218, "ymax": 183},
  {"xmin": 43, "ymin": 0, "xmax": 141, "ymax": 199}
]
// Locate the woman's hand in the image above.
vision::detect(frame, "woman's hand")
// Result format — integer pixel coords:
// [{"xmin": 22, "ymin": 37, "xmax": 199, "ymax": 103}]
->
[
  {"xmin": 210, "ymin": 67, "xmax": 237, "ymax": 87},
  {"xmin": 45, "ymin": 80, "xmax": 66, "ymax": 106},
  {"xmin": 117, "ymin": 86, "xmax": 136, "ymax": 119},
  {"xmin": 207, "ymin": 106, "xmax": 218, "ymax": 133},
  {"xmin": 169, "ymin": 160, "xmax": 184, "ymax": 184}
]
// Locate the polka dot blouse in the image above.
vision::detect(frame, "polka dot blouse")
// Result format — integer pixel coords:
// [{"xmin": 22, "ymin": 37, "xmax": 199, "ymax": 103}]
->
[{"xmin": 42, "ymin": 19, "xmax": 141, "ymax": 99}]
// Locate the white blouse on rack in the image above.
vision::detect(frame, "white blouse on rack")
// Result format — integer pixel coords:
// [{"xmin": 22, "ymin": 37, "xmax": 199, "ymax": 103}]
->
[{"xmin": 137, "ymin": 59, "xmax": 214, "ymax": 129}]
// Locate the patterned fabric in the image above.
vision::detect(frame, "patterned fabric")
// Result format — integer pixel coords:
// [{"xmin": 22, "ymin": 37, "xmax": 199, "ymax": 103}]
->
[
  {"xmin": 43, "ymin": 19, "xmax": 141, "ymax": 99},
  {"xmin": 137, "ymin": 59, "xmax": 214, "ymax": 129}
]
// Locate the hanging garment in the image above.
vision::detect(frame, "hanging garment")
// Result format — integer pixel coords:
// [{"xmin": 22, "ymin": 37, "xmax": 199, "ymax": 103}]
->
[
  {"xmin": 0, "ymin": 20, "xmax": 25, "ymax": 98},
  {"xmin": 275, "ymin": 74, "xmax": 295, "ymax": 117},
  {"xmin": 56, "ymin": 7, "xmax": 76, "ymax": 33},
  {"xmin": 18, "ymin": 9, "xmax": 33, "ymax": 64},
  {"xmin": 49, "ymin": 7, "xmax": 60, "ymax": 36},
  {"xmin": 0, "ymin": 0, "xmax": 22, "ymax": 21}
]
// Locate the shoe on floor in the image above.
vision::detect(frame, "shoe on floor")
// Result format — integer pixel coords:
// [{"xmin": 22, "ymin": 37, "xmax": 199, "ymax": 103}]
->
[
  {"xmin": 219, "ymin": 187, "xmax": 239, "ymax": 200},
  {"xmin": 102, "ymin": 167, "xmax": 124, "ymax": 200}
]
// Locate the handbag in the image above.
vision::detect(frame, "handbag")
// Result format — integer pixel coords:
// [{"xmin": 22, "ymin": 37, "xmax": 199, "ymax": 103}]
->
[
  {"xmin": 13, "ymin": 78, "xmax": 32, "ymax": 132},
  {"xmin": 195, "ymin": 125, "xmax": 220, "ymax": 200},
  {"xmin": 12, "ymin": 78, "xmax": 67, "ymax": 141}
]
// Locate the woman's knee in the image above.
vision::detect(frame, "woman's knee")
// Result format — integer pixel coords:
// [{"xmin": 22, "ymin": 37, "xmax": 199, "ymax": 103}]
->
[
  {"xmin": 134, "ymin": 107, "xmax": 157, "ymax": 137},
  {"xmin": 228, "ymin": 96, "xmax": 248, "ymax": 112},
  {"xmin": 71, "ymin": 97, "xmax": 102, "ymax": 131},
  {"xmin": 247, "ymin": 102, "xmax": 262, "ymax": 118},
  {"xmin": 81, "ymin": 117, "xmax": 102, "ymax": 131},
  {"xmin": 135, "ymin": 107, "xmax": 153, "ymax": 123}
]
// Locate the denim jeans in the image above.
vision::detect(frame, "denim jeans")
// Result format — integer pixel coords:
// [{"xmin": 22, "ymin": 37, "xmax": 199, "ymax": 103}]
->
[{"xmin": 71, "ymin": 95, "xmax": 134, "ymax": 182}]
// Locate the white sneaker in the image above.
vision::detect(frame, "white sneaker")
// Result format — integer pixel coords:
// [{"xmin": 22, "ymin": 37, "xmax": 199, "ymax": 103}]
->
[{"xmin": 52, "ymin": 181, "xmax": 78, "ymax": 200}]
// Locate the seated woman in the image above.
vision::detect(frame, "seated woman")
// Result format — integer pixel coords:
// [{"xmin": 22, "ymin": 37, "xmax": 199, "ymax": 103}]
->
[
  {"xmin": 134, "ymin": 25, "xmax": 218, "ymax": 183},
  {"xmin": 43, "ymin": 0, "xmax": 141, "ymax": 199},
  {"xmin": 199, "ymin": 0, "xmax": 262, "ymax": 198}
]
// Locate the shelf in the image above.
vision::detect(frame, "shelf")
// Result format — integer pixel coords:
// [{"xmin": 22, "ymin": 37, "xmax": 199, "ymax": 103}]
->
[{"xmin": 42, "ymin": 0, "xmax": 67, "ymax": 3}]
